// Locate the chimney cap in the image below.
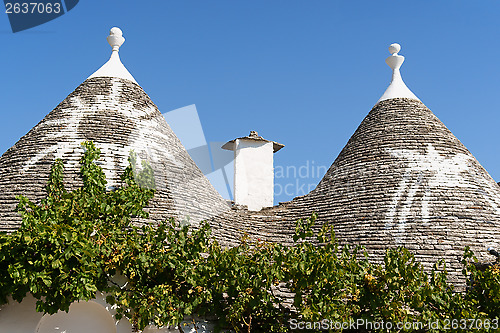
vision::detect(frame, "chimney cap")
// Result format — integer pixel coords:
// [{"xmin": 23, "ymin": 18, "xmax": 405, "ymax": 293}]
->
[{"xmin": 222, "ymin": 131, "xmax": 284, "ymax": 153}]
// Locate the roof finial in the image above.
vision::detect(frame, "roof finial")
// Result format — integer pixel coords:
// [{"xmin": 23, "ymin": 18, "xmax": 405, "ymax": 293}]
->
[
  {"xmin": 385, "ymin": 43, "xmax": 404, "ymax": 71},
  {"xmin": 107, "ymin": 27, "xmax": 125, "ymax": 52},
  {"xmin": 377, "ymin": 43, "xmax": 419, "ymax": 103},
  {"xmin": 388, "ymin": 43, "xmax": 401, "ymax": 56},
  {"xmin": 87, "ymin": 27, "xmax": 137, "ymax": 84}
]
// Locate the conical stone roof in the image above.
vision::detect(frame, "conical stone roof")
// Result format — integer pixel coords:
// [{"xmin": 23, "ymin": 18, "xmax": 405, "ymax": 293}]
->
[
  {"xmin": 219, "ymin": 99, "xmax": 500, "ymax": 249},
  {"xmin": 0, "ymin": 28, "xmax": 229, "ymax": 232},
  {"xmin": 292, "ymin": 98, "xmax": 500, "ymax": 277},
  {"xmin": 216, "ymin": 44, "xmax": 500, "ymax": 285}
]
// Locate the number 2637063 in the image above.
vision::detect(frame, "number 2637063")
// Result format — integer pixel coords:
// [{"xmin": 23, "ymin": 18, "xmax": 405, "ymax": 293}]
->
[{"xmin": 5, "ymin": 2, "xmax": 61, "ymax": 14}]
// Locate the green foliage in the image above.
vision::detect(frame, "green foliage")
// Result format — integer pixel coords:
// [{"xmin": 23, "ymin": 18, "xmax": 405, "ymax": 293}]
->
[
  {"xmin": 0, "ymin": 142, "xmax": 499, "ymax": 332},
  {"xmin": 0, "ymin": 141, "xmax": 154, "ymax": 315},
  {"xmin": 109, "ymin": 220, "xmax": 215, "ymax": 329},
  {"xmin": 128, "ymin": 150, "xmax": 156, "ymax": 190},
  {"xmin": 206, "ymin": 235, "xmax": 290, "ymax": 332},
  {"xmin": 461, "ymin": 247, "xmax": 500, "ymax": 319}
]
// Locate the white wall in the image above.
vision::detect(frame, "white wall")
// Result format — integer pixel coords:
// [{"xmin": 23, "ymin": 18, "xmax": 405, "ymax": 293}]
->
[
  {"xmin": 36, "ymin": 301, "xmax": 117, "ymax": 333},
  {"xmin": 0, "ymin": 295, "xmax": 43, "ymax": 332},
  {"xmin": 0, "ymin": 293, "xmax": 133, "ymax": 333},
  {"xmin": 234, "ymin": 139, "xmax": 274, "ymax": 211}
]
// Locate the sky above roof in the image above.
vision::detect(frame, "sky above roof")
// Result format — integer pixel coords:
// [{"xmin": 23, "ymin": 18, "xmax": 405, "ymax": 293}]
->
[{"xmin": 1, "ymin": 1, "xmax": 500, "ymax": 204}]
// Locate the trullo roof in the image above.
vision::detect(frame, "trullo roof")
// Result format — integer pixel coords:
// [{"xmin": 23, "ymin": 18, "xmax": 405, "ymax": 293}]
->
[
  {"xmin": 0, "ymin": 27, "xmax": 229, "ymax": 232},
  {"xmin": 215, "ymin": 44, "xmax": 500, "ymax": 285}
]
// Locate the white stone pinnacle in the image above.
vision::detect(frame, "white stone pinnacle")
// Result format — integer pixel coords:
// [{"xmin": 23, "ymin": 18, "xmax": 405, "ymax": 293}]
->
[
  {"xmin": 107, "ymin": 27, "xmax": 125, "ymax": 52},
  {"xmin": 88, "ymin": 27, "xmax": 137, "ymax": 84},
  {"xmin": 377, "ymin": 43, "xmax": 419, "ymax": 103},
  {"xmin": 388, "ymin": 43, "xmax": 401, "ymax": 55}
]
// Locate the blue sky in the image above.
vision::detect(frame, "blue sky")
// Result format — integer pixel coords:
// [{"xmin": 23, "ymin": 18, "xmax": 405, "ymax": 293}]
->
[{"xmin": 1, "ymin": 1, "xmax": 500, "ymax": 203}]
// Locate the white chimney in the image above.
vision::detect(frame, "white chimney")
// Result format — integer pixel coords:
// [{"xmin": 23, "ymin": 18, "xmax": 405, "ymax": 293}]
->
[{"xmin": 222, "ymin": 131, "xmax": 284, "ymax": 211}]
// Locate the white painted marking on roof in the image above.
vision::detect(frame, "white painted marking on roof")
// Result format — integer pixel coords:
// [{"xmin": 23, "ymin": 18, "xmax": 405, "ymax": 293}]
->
[
  {"xmin": 88, "ymin": 27, "xmax": 137, "ymax": 84},
  {"xmin": 377, "ymin": 43, "xmax": 419, "ymax": 103},
  {"xmin": 421, "ymin": 187, "xmax": 430, "ymax": 224},
  {"xmin": 385, "ymin": 143, "xmax": 500, "ymax": 243},
  {"xmin": 22, "ymin": 139, "xmax": 82, "ymax": 172},
  {"xmin": 22, "ymin": 96, "xmax": 86, "ymax": 172},
  {"xmin": 398, "ymin": 172, "xmax": 423, "ymax": 230},
  {"xmin": 385, "ymin": 170, "xmax": 410, "ymax": 227},
  {"xmin": 20, "ymin": 76, "xmax": 229, "ymax": 223}
]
